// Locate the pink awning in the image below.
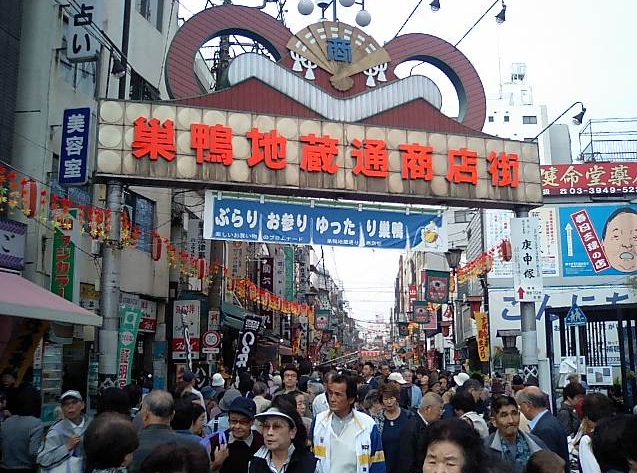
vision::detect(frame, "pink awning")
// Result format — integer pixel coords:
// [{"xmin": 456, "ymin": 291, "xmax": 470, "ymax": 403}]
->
[{"xmin": 0, "ymin": 271, "xmax": 102, "ymax": 326}]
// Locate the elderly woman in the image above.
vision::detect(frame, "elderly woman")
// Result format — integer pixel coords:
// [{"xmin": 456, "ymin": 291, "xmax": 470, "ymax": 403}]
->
[
  {"xmin": 423, "ymin": 417, "xmax": 505, "ymax": 473},
  {"xmin": 249, "ymin": 405, "xmax": 316, "ymax": 473},
  {"xmin": 372, "ymin": 383, "xmax": 410, "ymax": 473}
]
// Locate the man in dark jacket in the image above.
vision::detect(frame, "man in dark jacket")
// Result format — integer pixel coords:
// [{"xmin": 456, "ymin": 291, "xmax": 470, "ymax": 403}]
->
[
  {"xmin": 130, "ymin": 390, "xmax": 205, "ymax": 473},
  {"xmin": 517, "ymin": 386, "xmax": 569, "ymax": 470},
  {"xmin": 557, "ymin": 382, "xmax": 584, "ymax": 436},
  {"xmin": 209, "ymin": 397, "xmax": 263, "ymax": 473},
  {"xmin": 399, "ymin": 392, "xmax": 444, "ymax": 473}
]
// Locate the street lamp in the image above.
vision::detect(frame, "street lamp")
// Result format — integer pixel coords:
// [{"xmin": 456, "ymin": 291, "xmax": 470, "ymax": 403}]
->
[
  {"xmin": 444, "ymin": 248, "xmax": 463, "ymax": 357},
  {"xmin": 429, "ymin": 0, "xmax": 440, "ymax": 12},
  {"xmin": 531, "ymin": 101, "xmax": 587, "ymax": 142},
  {"xmin": 297, "ymin": 0, "xmax": 371, "ymax": 27}
]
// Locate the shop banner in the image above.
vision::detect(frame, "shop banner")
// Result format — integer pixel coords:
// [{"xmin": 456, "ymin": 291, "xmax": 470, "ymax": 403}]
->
[
  {"xmin": 398, "ymin": 322, "xmax": 409, "ymax": 337},
  {"xmin": 232, "ymin": 314, "xmax": 262, "ymax": 377},
  {"xmin": 413, "ymin": 300, "xmax": 439, "ymax": 330},
  {"xmin": 474, "ymin": 312, "xmax": 490, "ymax": 362},
  {"xmin": 204, "ymin": 194, "xmax": 447, "ymax": 252},
  {"xmin": 408, "ymin": 285, "xmax": 417, "ymax": 311},
  {"xmin": 560, "ymin": 205, "xmax": 637, "ymax": 276},
  {"xmin": 423, "ymin": 270, "xmax": 450, "ymax": 303},
  {"xmin": 315, "ymin": 309, "xmax": 330, "ymax": 330},
  {"xmin": 117, "ymin": 306, "xmax": 142, "ymax": 388},
  {"xmin": 172, "ymin": 300, "xmax": 201, "ymax": 361}
]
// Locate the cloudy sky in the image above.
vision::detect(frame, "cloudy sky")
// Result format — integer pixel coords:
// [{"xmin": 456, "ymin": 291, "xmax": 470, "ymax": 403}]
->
[{"xmin": 180, "ymin": 0, "xmax": 636, "ymax": 322}]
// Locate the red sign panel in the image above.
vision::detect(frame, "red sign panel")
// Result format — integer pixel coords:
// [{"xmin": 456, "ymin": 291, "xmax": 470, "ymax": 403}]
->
[
  {"xmin": 569, "ymin": 209, "xmax": 610, "ymax": 272},
  {"xmin": 541, "ymin": 162, "xmax": 637, "ymax": 196}
]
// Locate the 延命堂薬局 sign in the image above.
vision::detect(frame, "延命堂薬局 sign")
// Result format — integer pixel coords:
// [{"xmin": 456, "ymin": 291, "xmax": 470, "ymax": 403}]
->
[
  {"xmin": 203, "ymin": 194, "xmax": 448, "ymax": 252},
  {"xmin": 95, "ymin": 101, "xmax": 542, "ymax": 209}
]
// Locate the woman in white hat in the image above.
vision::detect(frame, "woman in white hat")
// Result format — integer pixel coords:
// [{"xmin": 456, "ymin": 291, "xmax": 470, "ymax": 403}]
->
[{"xmin": 249, "ymin": 405, "xmax": 316, "ymax": 473}]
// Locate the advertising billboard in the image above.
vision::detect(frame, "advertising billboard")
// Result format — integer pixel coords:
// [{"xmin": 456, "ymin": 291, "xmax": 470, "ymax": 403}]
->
[{"xmin": 560, "ymin": 205, "xmax": 637, "ymax": 276}]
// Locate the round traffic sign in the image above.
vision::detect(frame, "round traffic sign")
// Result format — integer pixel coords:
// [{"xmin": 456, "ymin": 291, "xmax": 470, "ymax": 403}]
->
[{"xmin": 202, "ymin": 330, "xmax": 221, "ymax": 348}]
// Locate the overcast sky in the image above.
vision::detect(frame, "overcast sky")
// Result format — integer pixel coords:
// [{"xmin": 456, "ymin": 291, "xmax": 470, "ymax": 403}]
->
[{"xmin": 180, "ymin": 0, "xmax": 637, "ymax": 322}]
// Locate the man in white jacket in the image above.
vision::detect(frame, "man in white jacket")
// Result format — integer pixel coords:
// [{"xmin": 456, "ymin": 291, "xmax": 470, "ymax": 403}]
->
[{"xmin": 38, "ymin": 390, "xmax": 90, "ymax": 473}]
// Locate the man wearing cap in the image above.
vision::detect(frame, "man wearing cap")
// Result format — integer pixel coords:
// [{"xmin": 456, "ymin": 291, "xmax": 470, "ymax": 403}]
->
[
  {"xmin": 182, "ymin": 370, "xmax": 206, "ymax": 421},
  {"xmin": 130, "ymin": 390, "xmax": 205, "ymax": 473},
  {"xmin": 208, "ymin": 397, "xmax": 263, "ymax": 473},
  {"xmin": 37, "ymin": 390, "xmax": 89, "ymax": 472},
  {"xmin": 312, "ymin": 373, "xmax": 385, "ymax": 473}
]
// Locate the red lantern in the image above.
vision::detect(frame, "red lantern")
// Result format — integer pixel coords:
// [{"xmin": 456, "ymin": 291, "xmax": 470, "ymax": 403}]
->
[
  {"xmin": 500, "ymin": 239, "xmax": 512, "ymax": 262},
  {"xmin": 151, "ymin": 232, "xmax": 162, "ymax": 261},
  {"xmin": 196, "ymin": 257, "xmax": 207, "ymax": 279},
  {"xmin": 20, "ymin": 179, "xmax": 38, "ymax": 218}
]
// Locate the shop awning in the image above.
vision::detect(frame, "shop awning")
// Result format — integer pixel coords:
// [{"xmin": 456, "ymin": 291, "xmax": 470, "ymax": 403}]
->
[
  {"xmin": 220, "ymin": 301, "xmax": 249, "ymax": 330},
  {"xmin": 0, "ymin": 271, "xmax": 102, "ymax": 327}
]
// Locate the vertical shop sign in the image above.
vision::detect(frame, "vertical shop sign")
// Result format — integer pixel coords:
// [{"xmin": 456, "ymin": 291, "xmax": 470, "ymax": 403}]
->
[
  {"xmin": 59, "ymin": 107, "xmax": 90, "ymax": 185},
  {"xmin": 172, "ymin": 300, "xmax": 201, "ymax": 362},
  {"xmin": 474, "ymin": 312, "xmax": 490, "ymax": 362},
  {"xmin": 511, "ymin": 217, "xmax": 543, "ymax": 302},
  {"xmin": 67, "ymin": 1, "xmax": 102, "ymax": 62},
  {"xmin": 117, "ymin": 306, "xmax": 142, "ymax": 388},
  {"xmin": 259, "ymin": 257, "xmax": 274, "ymax": 330},
  {"xmin": 408, "ymin": 285, "xmax": 417, "ymax": 312},
  {"xmin": 232, "ymin": 314, "xmax": 262, "ymax": 377},
  {"xmin": 50, "ymin": 210, "xmax": 79, "ymax": 302}
]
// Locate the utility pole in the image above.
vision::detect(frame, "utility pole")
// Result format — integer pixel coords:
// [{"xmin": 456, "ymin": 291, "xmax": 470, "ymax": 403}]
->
[
  {"xmin": 98, "ymin": 181, "xmax": 122, "ymax": 387},
  {"xmin": 515, "ymin": 207, "xmax": 539, "ymax": 384},
  {"xmin": 98, "ymin": 0, "xmax": 130, "ymax": 388}
]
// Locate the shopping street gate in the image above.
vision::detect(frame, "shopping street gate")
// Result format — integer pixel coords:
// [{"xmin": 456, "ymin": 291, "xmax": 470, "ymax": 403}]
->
[
  {"xmin": 93, "ymin": 5, "xmax": 541, "ymax": 210},
  {"xmin": 94, "ymin": 99, "xmax": 541, "ymax": 209}
]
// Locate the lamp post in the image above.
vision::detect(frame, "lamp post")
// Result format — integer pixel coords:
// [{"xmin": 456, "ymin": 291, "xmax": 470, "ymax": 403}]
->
[
  {"xmin": 444, "ymin": 248, "xmax": 463, "ymax": 366},
  {"xmin": 531, "ymin": 101, "xmax": 587, "ymax": 142},
  {"xmin": 297, "ymin": 0, "xmax": 371, "ymax": 26}
]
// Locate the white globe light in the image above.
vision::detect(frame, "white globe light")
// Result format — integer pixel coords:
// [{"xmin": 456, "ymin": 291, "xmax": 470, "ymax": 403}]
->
[
  {"xmin": 298, "ymin": 0, "xmax": 315, "ymax": 15},
  {"xmin": 355, "ymin": 9, "xmax": 371, "ymax": 26},
  {"xmin": 339, "ymin": 0, "xmax": 356, "ymax": 7}
]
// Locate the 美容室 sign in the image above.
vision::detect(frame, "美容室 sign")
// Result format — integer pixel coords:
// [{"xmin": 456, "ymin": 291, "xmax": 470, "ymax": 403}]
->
[
  {"xmin": 560, "ymin": 204, "xmax": 637, "ymax": 276},
  {"xmin": 95, "ymin": 101, "xmax": 542, "ymax": 210}
]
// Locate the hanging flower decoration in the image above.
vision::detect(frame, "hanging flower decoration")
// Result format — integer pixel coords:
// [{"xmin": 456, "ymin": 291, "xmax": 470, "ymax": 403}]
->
[{"xmin": 0, "ymin": 166, "xmax": 315, "ymax": 318}]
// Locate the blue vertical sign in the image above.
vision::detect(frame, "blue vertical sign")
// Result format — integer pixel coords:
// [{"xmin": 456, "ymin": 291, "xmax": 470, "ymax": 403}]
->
[{"xmin": 59, "ymin": 107, "xmax": 91, "ymax": 186}]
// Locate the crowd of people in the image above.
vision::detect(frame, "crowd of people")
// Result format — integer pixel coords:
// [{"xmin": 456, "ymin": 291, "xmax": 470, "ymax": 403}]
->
[{"xmin": 0, "ymin": 362, "xmax": 636, "ymax": 473}]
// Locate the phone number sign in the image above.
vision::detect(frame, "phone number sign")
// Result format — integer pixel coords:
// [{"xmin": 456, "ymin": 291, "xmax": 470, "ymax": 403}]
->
[{"xmin": 541, "ymin": 162, "xmax": 637, "ymax": 196}]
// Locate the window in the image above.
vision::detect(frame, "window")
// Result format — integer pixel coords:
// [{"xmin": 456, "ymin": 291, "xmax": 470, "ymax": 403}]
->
[
  {"xmin": 136, "ymin": 0, "xmax": 164, "ymax": 31},
  {"xmin": 523, "ymin": 115, "xmax": 538, "ymax": 124},
  {"xmin": 123, "ymin": 190, "xmax": 155, "ymax": 253},
  {"xmin": 504, "ymin": 115, "xmax": 510, "ymax": 123},
  {"xmin": 488, "ymin": 116, "xmax": 494, "ymax": 123},
  {"xmin": 129, "ymin": 70, "xmax": 161, "ymax": 101},
  {"xmin": 453, "ymin": 210, "xmax": 475, "ymax": 224}
]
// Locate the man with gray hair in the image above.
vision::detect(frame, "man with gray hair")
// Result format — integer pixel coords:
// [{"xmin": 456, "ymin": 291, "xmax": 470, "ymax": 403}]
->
[
  {"xmin": 307, "ymin": 380, "xmax": 325, "ymax": 415},
  {"xmin": 130, "ymin": 390, "xmax": 206, "ymax": 473},
  {"xmin": 399, "ymin": 391, "xmax": 444, "ymax": 473},
  {"xmin": 516, "ymin": 386, "xmax": 569, "ymax": 468}
]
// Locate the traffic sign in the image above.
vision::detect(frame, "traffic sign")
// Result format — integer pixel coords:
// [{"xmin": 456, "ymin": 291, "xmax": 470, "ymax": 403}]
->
[
  {"xmin": 202, "ymin": 330, "xmax": 221, "ymax": 348},
  {"xmin": 511, "ymin": 217, "xmax": 544, "ymax": 302},
  {"xmin": 565, "ymin": 303, "xmax": 587, "ymax": 327}
]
